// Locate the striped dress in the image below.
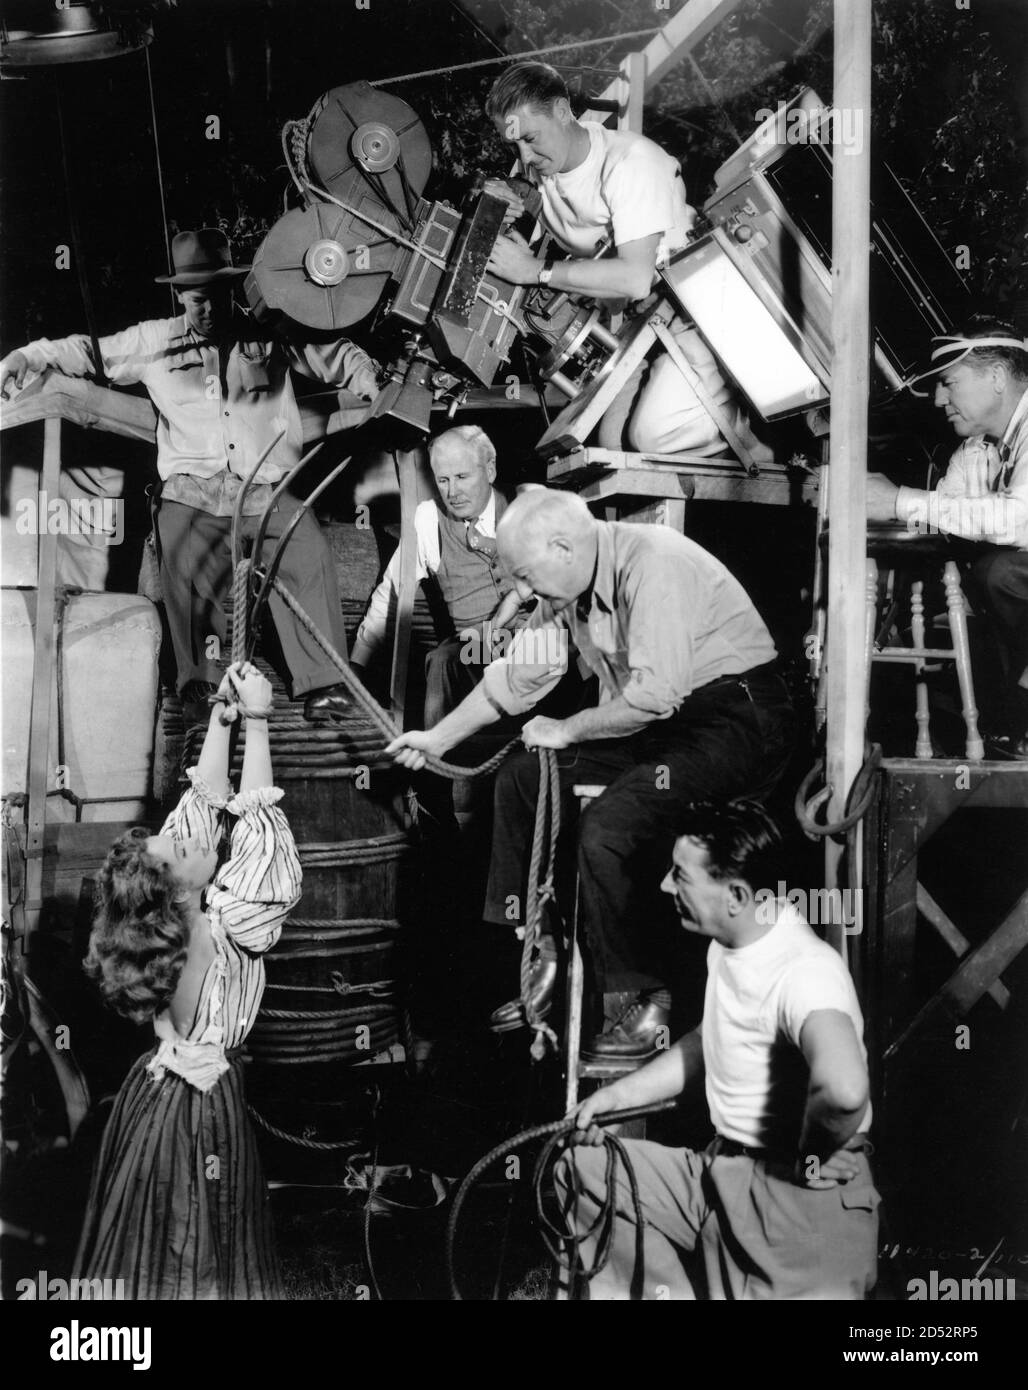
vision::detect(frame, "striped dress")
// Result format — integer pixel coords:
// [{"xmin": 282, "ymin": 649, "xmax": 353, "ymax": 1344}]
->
[{"xmin": 73, "ymin": 770, "xmax": 302, "ymax": 1299}]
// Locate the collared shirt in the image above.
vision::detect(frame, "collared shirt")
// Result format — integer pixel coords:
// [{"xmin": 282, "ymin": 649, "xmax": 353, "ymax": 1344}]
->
[
  {"xmin": 483, "ymin": 520, "xmax": 777, "ymax": 719},
  {"xmin": 351, "ymin": 490, "xmax": 504, "ymax": 665},
  {"xmin": 20, "ymin": 312, "xmax": 380, "ymax": 495},
  {"xmin": 896, "ymin": 385, "xmax": 1028, "ymax": 549}
]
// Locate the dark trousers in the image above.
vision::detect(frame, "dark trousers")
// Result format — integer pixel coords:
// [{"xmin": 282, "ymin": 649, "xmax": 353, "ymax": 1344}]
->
[
  {"xmin": 483, "ymin": 667, "xmax": 796, "ymax": 994},
  {"xmin": 156, "ymin": 499, "xmax": 347, "ymax": 697},
  {"xmin": 963, "ymin": 547, "xmax": 1028, "ymax": 733},
  {"xmin": 424, "ymin": 636, "xmax": 483, "ymax": 727}
]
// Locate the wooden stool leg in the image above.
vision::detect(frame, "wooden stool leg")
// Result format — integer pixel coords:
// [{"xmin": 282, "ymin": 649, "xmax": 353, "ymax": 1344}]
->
[
  {"xmin": 909, "ymin": 579, "xmax": 933, "ymax": 760},
  {"xmin": 564, "ymin": 928, "xmax": 585, "ymax": 1113},
  {"xmin": 943, "ymin": 561, "xmax": 984, "ymax": 762}
]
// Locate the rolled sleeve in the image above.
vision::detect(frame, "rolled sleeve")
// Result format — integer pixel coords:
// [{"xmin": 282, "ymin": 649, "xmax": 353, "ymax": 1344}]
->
[{"xmin": 481, "ymin": 608, "xmax": 567, "ymax": 715}]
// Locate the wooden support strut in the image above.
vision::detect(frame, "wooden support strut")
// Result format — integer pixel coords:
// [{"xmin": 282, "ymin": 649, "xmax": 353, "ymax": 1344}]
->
[
  {"xmin": 23, "ymin": 417, "xmax": 62, "ymax": 955},
  {"xmin": 823, "ymin": 0, "xmax": 872, "ymax": 961}
]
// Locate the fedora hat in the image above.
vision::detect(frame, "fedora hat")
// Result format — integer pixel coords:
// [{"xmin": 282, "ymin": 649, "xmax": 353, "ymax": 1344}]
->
[{"xmin": 154, "ymin": 228, "xmax": 251, "ymax": 286}]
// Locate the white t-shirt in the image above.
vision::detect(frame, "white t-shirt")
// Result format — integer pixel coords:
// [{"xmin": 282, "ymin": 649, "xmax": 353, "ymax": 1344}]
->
[
  {"xmin": 536, "ymin": 121, "xmax": 696, "ymax": 270},
  {"xmin": 702, "ymin": 903, "xmax": 872, "ymax": 1150}
]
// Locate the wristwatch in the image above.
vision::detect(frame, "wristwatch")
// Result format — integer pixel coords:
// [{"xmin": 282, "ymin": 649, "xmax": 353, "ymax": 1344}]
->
[{"xmin": 537, "ymin": 259, "xmax": 555, "ymax": 287}]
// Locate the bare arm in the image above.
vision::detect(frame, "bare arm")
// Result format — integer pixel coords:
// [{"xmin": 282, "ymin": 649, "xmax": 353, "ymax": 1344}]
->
[
  {"xmin": 193, "ymin": 707, "xmax": 234, "ymax": 801},
  {"xmin": 221, "ymin": 664, "xmax": 275, "ymax": 792},
  {"xmin": 570, "ymin": 1027, "xmax": 703, "ymax": 1142},
  {"xmin": 487, "ymin": 230, "xmax": 661, "ymax": 303},
  {"xmin": 520, "ymin": 694, "xmax": 659, "ymax": 751},
  {"xmin": 386, "ymin": 680, "xmax": 502, "ymax": 770},
  {"xmin": 797, "ymin": 1009, "xmax": 870, "ymax": 1163}
]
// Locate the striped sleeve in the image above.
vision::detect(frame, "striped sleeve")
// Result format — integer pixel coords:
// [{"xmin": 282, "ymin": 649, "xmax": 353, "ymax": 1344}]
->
[
  {"xmin": 158, "ymin": 769, "xmax": 230, "ymax": 850},
  {"xmin": 206, "ymin": 787, "xmax": 302, "ymax": 954}
]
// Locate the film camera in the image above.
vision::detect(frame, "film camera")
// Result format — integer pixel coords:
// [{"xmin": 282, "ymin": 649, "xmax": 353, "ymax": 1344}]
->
[
  {"xmin": 245, "ymin": 80, "xmax": 622, "ymax": 436},
  {"xmin": 247, "ymin": 82, "xmax": 971, "ymax": 450}
]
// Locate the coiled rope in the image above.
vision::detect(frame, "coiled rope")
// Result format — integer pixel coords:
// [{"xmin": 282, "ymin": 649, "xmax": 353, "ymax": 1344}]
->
[{"xmin": 445, "ymin": 1099, "xmax": 676, "ymax": 1301}]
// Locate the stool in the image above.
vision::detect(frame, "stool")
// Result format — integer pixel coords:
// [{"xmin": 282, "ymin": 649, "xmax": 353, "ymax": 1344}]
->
[
  {"xmin": 564, "ymin": 785, "xmax": 652, "ymax": 1114},
  {"xmin": 864, "ymin": 529, "xmax": 984, "ymax": 762}
]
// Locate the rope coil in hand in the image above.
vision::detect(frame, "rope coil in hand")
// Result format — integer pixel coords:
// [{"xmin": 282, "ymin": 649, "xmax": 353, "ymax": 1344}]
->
[{"xmin": 445, "ymin": 1100, "xmax": 675, "ymax": 1300}]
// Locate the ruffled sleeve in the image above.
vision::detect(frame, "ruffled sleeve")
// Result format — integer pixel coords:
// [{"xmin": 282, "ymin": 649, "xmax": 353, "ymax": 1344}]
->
[
  {"xmin": 158, "ymin": 768, "xmax": 231, "ymax": 850},
  {"xmin": 204, "ymin": 785, "xmax": 302, "ymax": 954}
]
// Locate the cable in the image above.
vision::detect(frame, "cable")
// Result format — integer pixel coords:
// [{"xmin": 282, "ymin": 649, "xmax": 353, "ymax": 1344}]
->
[
  {"xmin": 367, "ymin": 30, "xmax": 661, "ymax": 87},
  {"xmin": 445, "ymin": 1099, "xmax": 676, "ymax": 1300},
  {"xmin": 143, "ymin": 44, "xmax": 175, "ymax": 315}
]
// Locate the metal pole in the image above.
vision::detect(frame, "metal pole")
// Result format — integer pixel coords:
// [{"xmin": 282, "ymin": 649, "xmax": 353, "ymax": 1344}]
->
[{"xmin": 825, "ymin": 0, "xmax": 872, "ymax": 958}]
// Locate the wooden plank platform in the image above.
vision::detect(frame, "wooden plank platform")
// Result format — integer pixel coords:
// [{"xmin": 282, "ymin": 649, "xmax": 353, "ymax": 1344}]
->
[{"xmin": 547, "ymin": 447, "xmax": 819, "ymax": 508}]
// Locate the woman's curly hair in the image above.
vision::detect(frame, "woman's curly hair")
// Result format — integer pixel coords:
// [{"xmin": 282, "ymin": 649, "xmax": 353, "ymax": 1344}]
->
[{"xmin": 85, "ymin": 827, "xmax": 192, "ymax": 1024}]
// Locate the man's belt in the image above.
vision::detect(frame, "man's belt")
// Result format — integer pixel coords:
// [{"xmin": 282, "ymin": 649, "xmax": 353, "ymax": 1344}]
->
[
  {"xmin": 712, "ymin": 1132, "xmax": 872, "ymax": 1162},
  {"xmin": 693, "ymin": 658, "xmax": 781, "ymax": 696}
]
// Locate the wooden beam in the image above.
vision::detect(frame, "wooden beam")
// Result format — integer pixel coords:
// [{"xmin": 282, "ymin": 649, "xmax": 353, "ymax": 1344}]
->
[
  {"xmin": 885, "ymin": 887, "xmax": 1028, "ymax": 1060},
  {"xmin": 579, "ymin": 0, "xmax": 744, "ymax": 124},
  {"xmin": 616, "ymin": 52, "xmax": 646, "ymax": 133},
  {"xmin": 916, "ymin": 883, "xmax": 1010, "ymax": 1010},
  {"xmin": 23, "ymin": 417, "xmax": 62, "ymax": 958},
  {"xmin": 0, "ymin": 370, "xmax": 372, "ymax": 448},
  {"xmin": 824, "ymin": 0, "xmax": 872, "ymax": 958}
]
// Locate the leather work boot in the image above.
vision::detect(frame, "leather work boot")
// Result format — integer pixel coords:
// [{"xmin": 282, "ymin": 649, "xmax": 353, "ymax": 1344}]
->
[
  {"xmin": 304, "ymin": 684, "xmax": 354, "ymax": 722},
  {"xmin": 489, "ymin": 955, "xmax": 558, "ymax": 1034},
  {"xmin": 581, "ymin": 996, "xmax": 670, "ymax": 1061}
]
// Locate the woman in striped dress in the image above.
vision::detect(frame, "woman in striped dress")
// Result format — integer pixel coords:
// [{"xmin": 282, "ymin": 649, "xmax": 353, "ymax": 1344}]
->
[{"xmin": 74, "ymin": 662, "xmax": 301, "ymax": 1299}]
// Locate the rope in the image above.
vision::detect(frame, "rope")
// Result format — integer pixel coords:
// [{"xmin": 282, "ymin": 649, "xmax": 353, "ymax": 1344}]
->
[
  {"xmin": 794, "ymin": 744, "xmax": 882, "ymax": 841},
  {"xmin": 521, "ymin": 748, "xmax": 560, "ymax": 1060},
  {"xmin": 247, "ymin": 1103, "xmax": 366, "ymax": 1151},
  {"xmin": 445, "ymin": 1100, "xmax": 675, "ymax": 1301},
  {"xmin": 143, "ymin": 44, "xmax": 175, "ymax": 316},
  {"xmin": 367, "ymin": 29, "xmax": 661, "ymax": 86},
  {"xmin": 265, "ymin": 568, "xmax": 519, "ymax": 781}
]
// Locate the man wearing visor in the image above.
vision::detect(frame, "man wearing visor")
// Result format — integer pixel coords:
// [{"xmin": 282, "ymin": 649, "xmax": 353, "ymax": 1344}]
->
[{"xmin": 867, "ymin": 315, "xmax": 1028, "ymax": 758}]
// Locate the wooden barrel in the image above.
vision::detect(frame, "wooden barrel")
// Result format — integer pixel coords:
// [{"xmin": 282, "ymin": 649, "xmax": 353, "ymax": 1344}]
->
[{"xmin": 169, "ymin": 669, "xmax": 413, "ymax": 1085}]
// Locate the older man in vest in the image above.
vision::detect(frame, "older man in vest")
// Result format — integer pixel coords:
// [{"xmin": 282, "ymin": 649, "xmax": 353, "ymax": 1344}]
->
[{"xmin": 350, "ymin": 425, "xmax": 523, "ymax": 725}]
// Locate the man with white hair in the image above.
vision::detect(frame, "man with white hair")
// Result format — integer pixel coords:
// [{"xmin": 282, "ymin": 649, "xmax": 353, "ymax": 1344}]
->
[
  {"xmin": 387, "ymin": 488, "xmax": 795, "ymax": 1058},
  {"xmin": 867, "ymin": 315, "xmax": 1028, "ymax": 756},
  {"xmin": 350, "ymin": 425, "xmax": 522, "ymax": 724}
]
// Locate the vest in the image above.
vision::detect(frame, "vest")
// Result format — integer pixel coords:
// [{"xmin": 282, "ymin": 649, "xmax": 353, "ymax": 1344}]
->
[{"xmin": 434, "ymin": 493, "xmax": 511, "ymax": 631}]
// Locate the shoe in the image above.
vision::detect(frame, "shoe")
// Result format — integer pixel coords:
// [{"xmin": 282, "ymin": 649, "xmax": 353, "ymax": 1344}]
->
[
  {"xmin": 304, "ymin": 684, "xmax": 354, "ymax": 722},
  {"xmin": 489, "ymin": 955, "xmax": 558, "ymax": 1034},
  {"xmin": 180, "ymin": 680, "xmax": 218, "ymax": 725},
  {"xmin": 984, "ymin": 733, "xmax": 1028, "ymax": 762},
  {"xmin": 581, "ymin": 997, "xmax": 670, "ymax": 1061}
]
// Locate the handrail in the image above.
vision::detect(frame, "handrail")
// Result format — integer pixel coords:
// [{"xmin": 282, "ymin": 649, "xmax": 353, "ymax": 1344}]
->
[{"xmin": 0, "ymin": 370, "xmax": 373, "ymax": 445}]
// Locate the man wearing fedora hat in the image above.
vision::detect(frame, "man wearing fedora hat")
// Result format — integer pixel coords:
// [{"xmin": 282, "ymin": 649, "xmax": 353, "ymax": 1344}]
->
[
  {"xmin": 1, "ymin": 227, "xmax": 381, "ymax": 722},
  {"xmin": 866, "ymin": 314, "xmax": 1028, "ymax": 757}
]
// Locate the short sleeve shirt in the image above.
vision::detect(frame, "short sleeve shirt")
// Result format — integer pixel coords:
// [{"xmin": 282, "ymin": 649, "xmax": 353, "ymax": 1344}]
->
[{"xmin": 536, "ymin": 121, "xmax": 696, "ymax": 270}]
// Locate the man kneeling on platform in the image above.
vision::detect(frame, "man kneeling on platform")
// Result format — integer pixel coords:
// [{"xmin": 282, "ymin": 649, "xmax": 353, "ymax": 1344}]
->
[
  {"xmin": 558, "ymin": 802, "xmax": 879, "ymax": 1300},
  {"xmin": 386, "ymin": 487, "xmax": 795, "ymax": 1058},
  {"xmin": 350, "ymin": 425, "xmax": 523, "ymax": 725}
]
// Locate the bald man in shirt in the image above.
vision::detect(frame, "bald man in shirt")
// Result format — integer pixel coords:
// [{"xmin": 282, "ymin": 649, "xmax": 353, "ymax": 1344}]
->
[{"xmin": 387, "ymin": 489, "xmax": 795, "ymax": 1058}]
